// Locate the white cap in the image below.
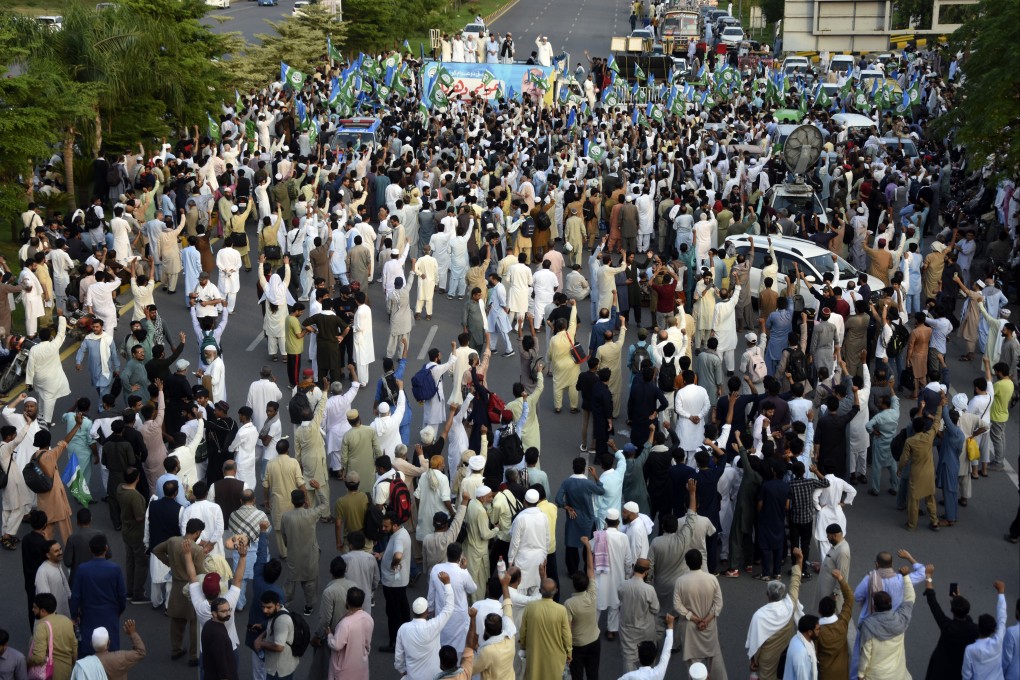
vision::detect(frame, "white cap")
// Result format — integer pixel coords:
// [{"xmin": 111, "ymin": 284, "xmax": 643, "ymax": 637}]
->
[
  {"xmin": 952, "ymin": 393, "xmax": 969, "ymax": 410},
  {"xmin": 689, "ymin": 663, "xmax": 708, "ymax": 680},
  {"xmin": 23, "ymin": 397, "xmax": 37, "ymax": 404},
  {"xmin": 412, "ymin": 598, "xmax": 429, "ymax": 615},
  {"xmin": 745, "ymin": 333, "xmax": 757, "ymax": 344},
  {"xmin": 391, "ymin": 248, "xmax": 400, "ymax": 256},
  {"xmin": 92, "ymin": 627, "xmax": 110, "ymax": 649},
  {"xmin": 606, "ymin": 508, "xmax": 620, "ymax": 521},
  {"xmin": 468, "ymin": 455, "xmax": 486, "ymax": 471},
  {"xmin": 623, "ymin": 501, "xmax": 639, "ymax": 514},
  {"xmin": 275, "ymin": 173, "xmax": 283, "ymax": 180},
  {"xmin": 230, "ymin": 205, "xmax": 239, "ymax": 213},
  {"xmin": 475, "ymin": 485, "xmax": 492, "ymax": 498},
  {"xmin": 377, "ymin": 402, "xmax": 390, "ymax": 415},
  {"xmin": 525, "ymin": 489, "xmax": 540, "ymax": 504},
  {"xmin": 856, "ymin": 206, "xmax": 866, "ymax": 215}
]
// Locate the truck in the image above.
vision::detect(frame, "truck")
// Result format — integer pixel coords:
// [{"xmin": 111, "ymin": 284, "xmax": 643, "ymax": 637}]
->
[{"xmin": 659, "ymin": 8, "xmax": 701, "ymax": 53}]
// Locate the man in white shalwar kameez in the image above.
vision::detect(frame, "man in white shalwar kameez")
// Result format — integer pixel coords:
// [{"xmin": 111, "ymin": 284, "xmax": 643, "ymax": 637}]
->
[
  {"xmin": 0, "ymin": 399, "xmax": 34, "ymax": 541},
  {"xmin": 413, "ymin": 246, "xmax": 439, "ymax": 319},
  {"xmin": 245, "ymin": 368, "xmax": 283, "ymax": 434},
  {"xmin": 531, "ymin": 263, "xmax": 558, "ymax": 326},
  {"xmin": 429, "ymin": 228, "xmax": 452, "ymax": 292},
  {"xmin": 352, "ymin": 293, "xmax": 374, "ymax": 384},
  {"xmin": 711, "ymin": 285, "xmax": 742, "ymax": 372},
  {"xmin": 486, "ymin": 274, "xmax": 513, "ymax": 354},
  {"xmin": 371, "ymin": 392, "xmax": 407, "ymax": 462},
  {"xmin": 426, "ymin": 547, "xmax": 477, "ymax": 656},
  {"xmin": 597, "ymin": 509, "xmax": 635, "ymax": 637},
  {"xmin": 812, "ymin": 473, "xmax": 857, "ymax": 562},
  {"xmin": 622, "ymin": 501, "xmax": 654, "ymax": 560},
  {"xmin": 25, "ymin": 316, "xmax": 71, "ymax": 424},
  {"xmin": 324, "ymin": 381, "xmax": 360, "ymax": 472},
  {"xmin": 506, "ymin": 256, "xmax": 533, "ymax": 329},
  {"xmin": 507, "ymin": 489, "xmax": 550, "ymax": 594},
  {"xmin": 421, "ymin": 350, "xmax": 457, "ymax": 432},
  {"xmin": 18, "ymin": 262, "xmax": 45, "ymax": 337},
  {"xmin": 215, "ymin": 240, "xmax": 243, "ymax": 313}
]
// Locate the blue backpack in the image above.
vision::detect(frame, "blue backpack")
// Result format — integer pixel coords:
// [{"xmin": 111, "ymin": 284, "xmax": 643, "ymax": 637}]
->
[{"xmin": 411, "ymin": 365, "xmax": 439, "ymax": 403}]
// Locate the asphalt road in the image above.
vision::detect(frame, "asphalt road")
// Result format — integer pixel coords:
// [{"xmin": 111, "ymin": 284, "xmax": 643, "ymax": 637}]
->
[
  {"xmin": 490, "ymin": 0, "xmax": 629, "ymax": 67},
  {"xmin": 202, "ymin": 0, "xmax": 294, "ymax": 41}
]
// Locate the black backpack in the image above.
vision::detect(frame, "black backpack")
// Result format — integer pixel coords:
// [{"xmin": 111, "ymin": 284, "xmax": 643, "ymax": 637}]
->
[
  {"xmin": 84, "ymin": 206, "xmax": 101, "ymax": 230},
  {"xmin": 582, "ymin": 198, "xmax": 596, "ymax": 221},
  {"xmin": 520, "ymin": 217, "xmax": 536, "ymax": 238},
  {"xmin": 363, "ymin": 503, "xmax": 385, "ymax": 541},
  {"xmin": 288, "ymin": 386, "xmax": 312, "ymax": 425},
  {"xmin": 273, "ymin": 611, "xmax": 311, "ymax": 657},
  {"xmin": 886, "ymin": 321, "xmax": 909, "ymax": 356},
  {"xmin": 498, "ymin": 421, "xmax": 525, "ymax": 466},
  {"xmin": 534, "ymin": 211, "xmax": 551, "ymax": 231},
  {"xmin": 786, "ymin": 347, "xmax": 808, "ymax": 383},
  {"xmin": 658, "ymin": 357, "xmax": 677, "ymax": 393},
  {"xmin": 106, "ymin": 165, "xmax": 121, "ymax": 186}
]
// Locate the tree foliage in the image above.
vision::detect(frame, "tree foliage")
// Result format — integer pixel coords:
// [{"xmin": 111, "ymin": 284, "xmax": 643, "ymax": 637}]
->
[
  {"xmin": 891, "ymin": 0, "xmax": 934, "ymax": 31},
  {"xmin": 343, "ymin": 0, "xmax": 444, "ymax": 55},
  {"xmin": 761, "ymin": 0, "xmax": 785, "ymax": 27},
  {"xmin": 0, "ymin": 0, "xmax": 235, "ymax": 214},
  {"xmin": 936, "ymin": 0, "xmax": 1020, "ymax": 178},
  {"xmin": 227, "ymin": 5, "xmax": 345, "ymax": 88}
]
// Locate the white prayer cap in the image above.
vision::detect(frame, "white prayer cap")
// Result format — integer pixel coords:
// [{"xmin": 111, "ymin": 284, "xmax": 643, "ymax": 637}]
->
[
  {"xmin": 275, "ymin": 173, "xmax": 283, "ymax": 180},
  {"xmin": 856, "ymin": 206, "xmax": 866, "ymax": 215},
  {"xmin": 23, "ymin": 397, "xmax": 37, "ymax": 404},
  {"xmin": 412, "ymin": 598, "xmax": 429, "ymax": 615},
  {"xmin": 377, "ymin": 402, "xmax": 390, "ymax": 415},
  {"xmin": 952, "ymin": 393, "xmax": 969, "ymax": 411},
  {"xmin": 475, "ymin": 485, "xmax": 492, "ymax": 498},
  {"xmin": 689, "ymin": 663, "xmax": 708, "ymax": 680},
  {"xmin": 468, "ymin": 455, "xmax": 486, "ymax": 471},
  {"xmin": 230, "ymin": 205, "xmax": 239, "ymax": 213},
  {"xmin": 606, "ymin": 508, "xmax": 620, "ymax": 521},
  {"xmin": 525, "ymin": 489, "xmax": 540, "ymax": 504},
  {"xmin": 623, "ymin": 501, "xmax": 639, "ymax": 514},
  {"xmin": 92, "ymin": 627, "xmax": 110, "ymax": 649},
  {"xmin": 390, "ymin": 248, "xmax": 400, "ymax": 256},
  {"xmin": 1000, "ymin": 309, "xmax": 1011, "ymax": 319}
]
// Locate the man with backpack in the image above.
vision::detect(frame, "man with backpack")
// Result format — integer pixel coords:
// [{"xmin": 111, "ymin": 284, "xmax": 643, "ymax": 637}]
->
[
  {"xmin": 414, "ymin": 346, "xmax": 457, "ymax": 432},
  {"xmin": 255, "ymin": 589, "xmax": 308, "ymax": 680}
]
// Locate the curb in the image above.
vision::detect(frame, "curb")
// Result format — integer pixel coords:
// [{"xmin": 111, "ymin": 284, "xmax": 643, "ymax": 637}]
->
[{"xmin": 485, "ymin": 0, "xmax": 523, "ymax": 26}]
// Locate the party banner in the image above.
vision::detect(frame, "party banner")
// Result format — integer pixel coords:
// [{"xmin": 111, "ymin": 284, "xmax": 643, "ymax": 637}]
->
[{"xmin": 420, "ymin": 61, "xmax": 557, "ymax": 105}]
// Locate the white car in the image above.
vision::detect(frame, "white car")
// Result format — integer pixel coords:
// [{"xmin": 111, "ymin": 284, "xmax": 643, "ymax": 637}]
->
[
  {"xmin": 827, "ymin": 54, "xmax": 855, "ymax": 75},
  {"xmin": 35, "ymin": 15, "xmax": 63, "ymax": 30},
  {"xmin": 292, "ymin": 0, "xmax": 310, "ymax": 13},
  {"xmin": 463, "ymin": 21, "xmax": 486, "ymax": 41},
  {"xmin": 205, "ymin": 0, "xmax": 231, "ymax": 7},
  {"xmin": 724, "ymin": 234, "xmax": 884, "ymax": 308},
  {"xmin": 831, "ymin": 112, "xmax": 878, "ymax": 138},
  {"xmin": 720, "ymin": 26, "xmax": 745, "ymax": 45}
]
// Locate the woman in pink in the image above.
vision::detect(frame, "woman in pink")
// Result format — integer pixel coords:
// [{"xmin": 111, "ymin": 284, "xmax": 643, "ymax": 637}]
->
[{"xmin": 327, "ymin": 587, "xmax": 373, "ymax": 680}]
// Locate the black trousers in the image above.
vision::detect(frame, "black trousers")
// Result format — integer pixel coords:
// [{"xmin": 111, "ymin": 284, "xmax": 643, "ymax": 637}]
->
[
  {"xmin": 286, "ymin": 354, "xmax": 301, "ymax": 388},
  {"xmin": 706, "ymin": 532, "xmax": 721, "ymax": 574},
  {"xmin": 564, "ymin": 540, "xmax": 592, "ymax": 578},
  {"xmin": 569, "ymin": 638, "xmax": 601, "ymax": 680},
  {"xmin": 789, "ymin": 519, "xmax": 814, "ymax": 565},
  {"xmin": 545, "ymin": 551, "xmax": 560, "ymax": 602},
  {"xmin": 339, "ymin": 334, "xmax": 355, "ymax": 367},
  {"xmin": 382, "ymin": 585, "xmax": 410, "ymax": 646}
]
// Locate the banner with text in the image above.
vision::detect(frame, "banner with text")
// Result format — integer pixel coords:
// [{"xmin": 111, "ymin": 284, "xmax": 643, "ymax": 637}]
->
[{"xmin": 420, "ymin": 61, "xmax": 556, "ymax": 105}]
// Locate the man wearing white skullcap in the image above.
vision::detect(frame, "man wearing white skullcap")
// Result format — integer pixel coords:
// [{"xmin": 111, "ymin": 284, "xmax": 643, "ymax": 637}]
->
[
  {"xmin": 622, "ymin": 501, "xmax": 654, "ymax": 561},
  {"xmin": 597, "ymin": 507, "xmax": 633, "ymax": 641},
  {"xmin": 950, "ymin": 390, "xmax": 986, "ymax": 506},
  {"xmin": 508, "ymin": 488, "xmax": 550, "ymax": 594},
  {"xmin": 464, "ymin": 486, "xmax": 496, "ymax": 603},
  {"xmin": 459, "ymin": 455, "xmax": 487, "ymax": 505},
  {"xmin": 370, "ymin": 392, "xmax": 407, "ymax": 462},
  {"xmin": 94, "ymin": 619, "xmax": 146, "ymax": 678},
  {"xmin": 394, "ymin": 572, "xmax": 455, "ymax": 679}
]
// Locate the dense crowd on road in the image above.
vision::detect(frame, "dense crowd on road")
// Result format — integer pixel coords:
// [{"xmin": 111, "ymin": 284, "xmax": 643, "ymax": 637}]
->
[{"xmin": 0, "ymin": 26, "xmax": 1018, "ymax": 680}]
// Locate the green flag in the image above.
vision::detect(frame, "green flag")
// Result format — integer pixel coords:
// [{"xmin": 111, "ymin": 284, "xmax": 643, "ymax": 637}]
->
[
  {"xmin": 816, "ymin": 87, "xmax": 832, "ymax": 109},
  {"xmin": 392, "ymin": 77, "xmax": 408, "ymax": 96},
  {"xmin": 603, "ymin": 90, "xmax": 620, "ymax": 108},
  {"xmin": 207, "ymin": 114, "xmax": 220, "ymax": 142},
  {"xmin": 634, "ymin": 63, "xmax": 646, "ymax": 82},
  {"xmin": 588, "ymin": 143, "xmax": 606, "ymax": 163},
  {"xmin": 649, "ymin": 104, "xmax": 665, "ymax": 124},
  {"xmin": 853, "ymin": 90, "xmax": 869, "ymax": 110},
  {"xmin": 245, "ymin": 118, "xmax": 256, "ymax": 152},
  {"xmin": 481, "ymin": 71, "xmax": 495, "ymax": 86},
  {"xmin": 281, "ymin": 62, "xmax": 306, "ymax": 90},
  {"xmin": 436, "ymin": 67, "xmax": 455, "ymax": 88},
  {"xmin": 635, "ymin": 87, "xmax": 648, "ymax": 103},
  {"xmin": 327, "ymin": 36, "xmax": 342, "ymax": 63}
]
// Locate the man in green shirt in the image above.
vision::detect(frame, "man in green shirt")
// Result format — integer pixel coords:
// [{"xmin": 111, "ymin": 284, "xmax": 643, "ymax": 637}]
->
[
  {"xmin": 117, "ymin": 467, "xmax": 149, "ymax": 604},
  {"xmin": 988, "ymin": 358, "xmax": 1014, "ymax": 469},
  {"xmin": 285, "ymin": 302, "xmax": 307, "ymax": 388},
  {"xmin": 120, "ymin": 345, "xmax": 149, "ymax": 406}
]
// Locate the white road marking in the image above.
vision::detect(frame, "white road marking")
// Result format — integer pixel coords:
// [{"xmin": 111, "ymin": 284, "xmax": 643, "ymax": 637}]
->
[
  {"xmin": 418, "ymin": 325, "xmax": 439, "ymax": 360},
  {"xmin": 246, "ymin": 331, "xmax": 266, "ymax": 351}
]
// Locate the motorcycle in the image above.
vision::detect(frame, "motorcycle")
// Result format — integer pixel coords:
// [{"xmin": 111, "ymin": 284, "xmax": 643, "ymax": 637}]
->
[
  {"xmin": 0, "ymin": 334, "xmax": 39, "ymax": 394},
  {"xmin": 64, "ymin": 296, "xmax": 96, "ymax": 343}
]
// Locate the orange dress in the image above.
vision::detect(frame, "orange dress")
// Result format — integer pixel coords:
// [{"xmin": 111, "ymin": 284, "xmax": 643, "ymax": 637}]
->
[{"xmin": 35, "ymin": 441, "xmax": 72, "ymax": 544}]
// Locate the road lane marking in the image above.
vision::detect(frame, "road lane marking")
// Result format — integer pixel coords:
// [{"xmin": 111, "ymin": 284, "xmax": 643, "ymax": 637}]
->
[
  {"xmin": 246, "ymin": 331, "xmax": 266, "ymax": 351},
  {"xmin": 418, "ymin": 325, "xmax": 439, "ymax": 360}
]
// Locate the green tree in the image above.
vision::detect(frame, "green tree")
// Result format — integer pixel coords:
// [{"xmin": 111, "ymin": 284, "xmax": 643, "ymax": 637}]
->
[
  {"xmin": 935, "ymin": 0, "xmax": 1020, "ymax": 178},
  {"xmin": 891, "ymin": 0, "xmax": 934, "ymax": 31},
  {"xmin": 761, "ymin": 0, "xmax": 785, "ymax": 26},
  {"xmin": 227, "ymin": 5, "xmax": 346, "ymax": 88}
]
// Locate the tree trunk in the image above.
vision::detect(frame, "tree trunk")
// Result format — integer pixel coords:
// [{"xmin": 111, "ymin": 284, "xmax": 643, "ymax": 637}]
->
[
  {"xmin": 63, "ymin": 129, "xmax": 77, "ymax": 212},
  {"xmin": 93, "ymin": 109, "xmax": 103, "ymax": 158}
]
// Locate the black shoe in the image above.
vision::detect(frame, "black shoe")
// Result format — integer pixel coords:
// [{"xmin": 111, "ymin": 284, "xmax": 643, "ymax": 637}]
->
[{"xmin": 170, "ymin": 651, "xmax": 186, "ymax": 661}]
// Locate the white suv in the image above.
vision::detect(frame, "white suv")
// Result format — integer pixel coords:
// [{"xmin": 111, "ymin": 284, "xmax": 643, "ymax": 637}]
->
[{"xmin": 723, "ymin": 234, "xmax": 883, "ymax": 309}]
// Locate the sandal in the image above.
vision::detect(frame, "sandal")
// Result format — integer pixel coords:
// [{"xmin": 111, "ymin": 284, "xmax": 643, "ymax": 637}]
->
[{"xmin": 1, "ymin": 536, "xmax": 16, "ymax": 551}]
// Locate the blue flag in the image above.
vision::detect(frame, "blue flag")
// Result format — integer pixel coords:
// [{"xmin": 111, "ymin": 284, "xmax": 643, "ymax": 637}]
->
[
  {"xmin": 567, "ymin": 108, "xmax": 576, "ymax": 129},
  {"xmin": 403, "ymin": 39, "xmax": 411, "ymax": 53},
  {"xmin": 645, "ymin": 101, "xmax": 653, "ymax": 118},
  {"xmin": 583, "ymin": 137, "xmax": 590, "ymax": 157},
  {"xmin": 296, "ymin": 99, "xmax": 307, "ymax": 123},
  {"xmin": 559, "ymin": 86, "xmax": 569, "ymax": 102},
  {"xmin": 329, "ymin": 77, "xmax": 340, "ymax": 104},
  {"xmin": 631, "ymin": 107, "xmax": 639, "ymax": 126},
  {"xmin": 631, "ymin": 81, "xmax": 639, "ymax": 97},
  {"xmin": 420, "ymin": 42, "xmax": 426, "ymax": 61},
  {"xmin": 385, "ymin": 65, "xmax": 395, "ymax": 87}
]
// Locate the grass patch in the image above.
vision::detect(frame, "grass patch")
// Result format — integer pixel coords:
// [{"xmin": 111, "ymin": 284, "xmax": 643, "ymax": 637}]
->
[
  {"xmin": 403, "ymin": 0, "xmax": 513, "ymax": 55},
  {"xmin": 7, "ymin": 0, "xmax": 94, "ymax": 16}
]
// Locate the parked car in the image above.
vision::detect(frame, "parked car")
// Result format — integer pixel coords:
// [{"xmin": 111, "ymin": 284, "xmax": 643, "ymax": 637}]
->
[
  {"xmin": 205, "ymin": 0, "xmax": 231, "ymax": 7},
  {"xmin": 34, "ymin": 15, "xmax": 63, "ymax": 30},
  {"xmin": 724, "ymin": 234, "xmax": 883, "ymax": 306},
  {"xmin": 719, "ymin": 26, "xmax": 745, "ymax": 45}
]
